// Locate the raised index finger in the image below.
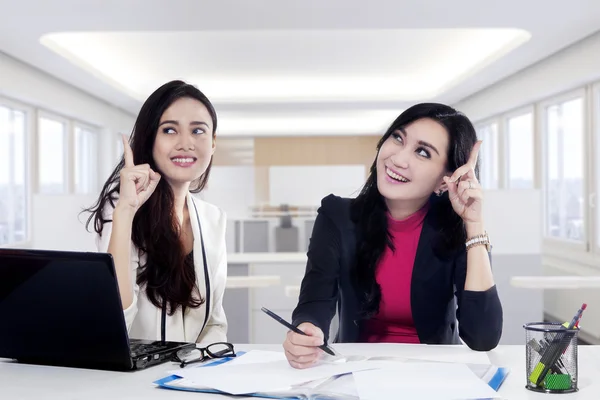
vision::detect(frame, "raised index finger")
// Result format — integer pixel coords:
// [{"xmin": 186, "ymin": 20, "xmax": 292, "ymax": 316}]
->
[
  {"xmin": 467, "ymin": 140, "xmax": 482, "ymax": 168},
  {"xmin": 121, "ymin": 134, "xmax": 134, "ymax": 167},
  {"xmin": 449, "ymin": 140, "xmax": 483, "ymax": 182}
]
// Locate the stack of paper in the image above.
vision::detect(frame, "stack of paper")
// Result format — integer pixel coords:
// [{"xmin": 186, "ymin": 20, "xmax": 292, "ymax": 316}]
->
[
  {"xmin": 154, "ymin": 350, "xmax": 509, "ymax": 399},
  {"xmin": 164, "ymin": 356, "xmax": 378, "ymax": 395}
]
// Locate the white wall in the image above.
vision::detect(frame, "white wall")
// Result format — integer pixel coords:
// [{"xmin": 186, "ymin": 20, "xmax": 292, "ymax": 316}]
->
[
  {"xmin": 454, "ymin": 30, "xmax": 600, "ymax": 121},
  {"xmin": 269, "ymin": 165, "xmax": 365, "ymax": 206},
  {"xmin": 31, "ymin": 194, "xmax": 98, "ymax": 251}
]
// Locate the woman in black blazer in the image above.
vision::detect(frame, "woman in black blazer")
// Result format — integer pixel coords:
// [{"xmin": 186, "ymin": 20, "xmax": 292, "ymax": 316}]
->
[{"xmin": 283, "ymin": 103, "xmax": 503, "ymax": 369}]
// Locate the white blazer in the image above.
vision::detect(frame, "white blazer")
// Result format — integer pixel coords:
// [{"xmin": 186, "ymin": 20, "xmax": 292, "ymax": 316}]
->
[{"xmin": 96, "ymin": 193, "xmax": 228, "ymax": 345}]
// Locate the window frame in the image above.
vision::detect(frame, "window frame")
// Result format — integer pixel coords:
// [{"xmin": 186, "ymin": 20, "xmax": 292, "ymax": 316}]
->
[
  {"xmin": 537, "ymin": 88, "xmax": 588, "ymax": 255},
  {"xmin": 503, "ymin": 105, "xmax": 535, "ymax": 190},
  {"xmin": 0, "ymin": 96, "xmax": 34, "ymax": 248},
  {"xmin": 36, "ymin": 110, "xmax": 71, "ymax": 195},
  {"xmin": 474, "ymin": 118, "xmax": 502, "ymax": 190},
  {"xmin": 73, "ymin": 121, "xmax": 101, "ymax": 194},
  {"xmin": 115, "ymin": 131, "xmax": 125, "ymax": 165},
  {"xmin": 591, "ymin": 82, "xmax": 600, "ymax": 256}
]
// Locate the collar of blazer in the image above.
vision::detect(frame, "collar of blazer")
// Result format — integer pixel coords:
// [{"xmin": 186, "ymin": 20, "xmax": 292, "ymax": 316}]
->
[{"xmin": 185, "ymin": 194, "xmax": 211, "ymax": 342}]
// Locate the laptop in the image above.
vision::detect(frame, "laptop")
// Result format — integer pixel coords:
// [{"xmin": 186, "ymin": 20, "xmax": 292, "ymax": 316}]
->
[{"xmin": 0, "ymin": 248, "xmax": 196, "ymax": 371}]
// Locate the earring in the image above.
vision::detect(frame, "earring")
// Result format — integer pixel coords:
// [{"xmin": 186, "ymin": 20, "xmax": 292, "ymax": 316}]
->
[{"xmin": 435, "ymin": 190, "xmax": 442, "ymax": 197}]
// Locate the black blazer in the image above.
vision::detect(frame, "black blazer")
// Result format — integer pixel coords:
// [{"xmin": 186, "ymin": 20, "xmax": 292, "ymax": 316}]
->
[{"xmin": 292, "ymin": 194, "xmax": 503, "ymax": 351}]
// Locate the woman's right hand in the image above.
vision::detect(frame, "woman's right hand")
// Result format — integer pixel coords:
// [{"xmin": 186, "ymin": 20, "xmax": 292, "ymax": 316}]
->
[
  {"xmin": 282, "ymin": 322, "xmax": 325, "ymax": 369},
  {"xmin": 117, "ymin": 134, "xmax": 161, "ymax": 213}
]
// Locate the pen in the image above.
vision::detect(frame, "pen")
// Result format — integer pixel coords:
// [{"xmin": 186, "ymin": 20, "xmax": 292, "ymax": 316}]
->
[
  {"xmin": 566, "ymin": 303, "xmax": 587, "ymax": 329},
  {"xmin": 260, "ymin": 307, "xmax": 336, "ymax": 356}
]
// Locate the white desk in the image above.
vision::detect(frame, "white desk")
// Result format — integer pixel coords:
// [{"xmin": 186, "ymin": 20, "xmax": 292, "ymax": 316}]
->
[
  {"xmin": 511, "ymin": 276, "xmax": 600, "ymax": 289},
  {"xmin": 225, "ymin": 275, "xmax": 281, "ymax": 288},
  {"xmin": 227, "ymin": 252, "xmax": 307, "ymax": 264},
  {"xmin": 1, "ymin": 344, "xmax": 599, "ymax": 399}
]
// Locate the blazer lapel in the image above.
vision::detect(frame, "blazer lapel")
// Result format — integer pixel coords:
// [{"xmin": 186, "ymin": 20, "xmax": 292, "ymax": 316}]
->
[
  {"xmin": 410, "ymin": 208, "xmax": 458, "ymax": 343},
  {"xmin": 185, "ymin": 194, "xmax": 209, "ymax": 343},
  {"xmin": 412, "ymin": 214, "xmax": 439, "ymax": 283}
]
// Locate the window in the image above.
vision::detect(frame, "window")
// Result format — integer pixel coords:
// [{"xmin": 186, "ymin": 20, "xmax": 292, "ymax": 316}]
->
[
  {"xmin": 38, "ymin": 116, "xmax": 67, "ymax": 194},
  {"xmin": 74, "ymin": 125, "xmax": 98, "ymax": 194},
  {"xmin": 0, "ymin": 105, "xmax": 27, "ymax": 245},
  {"xmin": 544, "ymin": 97, "xmax": 585, "ymax": 242},
  {"xmin": 506, "ymin": 112, "xmax": 534, "ymax": 189},
  {"xmin": 476, "ymin": 122, "xmax": 499, "ymax": 189}
]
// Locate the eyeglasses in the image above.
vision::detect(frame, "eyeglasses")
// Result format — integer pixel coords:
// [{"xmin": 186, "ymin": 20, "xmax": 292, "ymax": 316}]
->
[{"xmin": 172, "ymin": 342, "xmax": 236, "ymax": 368}]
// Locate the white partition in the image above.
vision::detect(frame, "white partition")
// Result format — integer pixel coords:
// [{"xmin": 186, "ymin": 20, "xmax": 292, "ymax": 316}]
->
[
  {"xmin": 200, "ymin": 166, "xmax": 255, "ymax": 219},
  {"xmin": 481, "ymin": 189, "xmax": 543, "ymax": 344},
  {"xmin": 269, "ymin": 165, "xmax": 365, "ymax": 206},
  {"xmin": 482, "ymin": 189, "xmax": 542, "ymax": 255}
]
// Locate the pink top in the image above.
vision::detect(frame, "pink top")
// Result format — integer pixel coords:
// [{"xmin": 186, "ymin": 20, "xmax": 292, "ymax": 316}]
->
[{"xmin": 361, "ymin": 203, "xmax": 429, "ymax": 343}]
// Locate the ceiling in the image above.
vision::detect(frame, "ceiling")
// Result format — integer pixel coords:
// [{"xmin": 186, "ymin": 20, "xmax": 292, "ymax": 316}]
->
[{"xmin": 0, "ymin": 0, "xmax": 599, "ymax": 139}]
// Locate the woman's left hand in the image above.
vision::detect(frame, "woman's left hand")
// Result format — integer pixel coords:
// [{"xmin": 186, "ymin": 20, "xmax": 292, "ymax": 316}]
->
[{"xmin": 444, "ymin": 141, "xmax": 483, "ymax": 225}]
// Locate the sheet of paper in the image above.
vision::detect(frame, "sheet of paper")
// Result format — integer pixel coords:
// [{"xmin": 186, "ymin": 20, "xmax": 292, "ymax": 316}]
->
[
  {"xmin": 353, "ymin": 362, "xmax": 500, "ymax": 400},
  {"xmin": 171, "ymin": 360, "xmax": 379, "ymax": 395},
  {"xmin": 166, "ymin": 378, "xmax": 212, "ymax": 391},
  {"xmin": 403, "ymin": 349, "xmax": 491, "ymax": 365},
  {"xmin": 332, "ymin": 343, "xmax": 491, "ymax": 365},
  {"xmin": 225, "ymin": 350, "xmax": 287, "ymax": 365},
  {"xmin": 314, "ymin": 374, "xmax": 360, "ymax": 398}
]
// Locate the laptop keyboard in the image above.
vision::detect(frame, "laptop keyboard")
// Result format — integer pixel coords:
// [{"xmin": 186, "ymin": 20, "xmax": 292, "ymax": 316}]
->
[{"xmin": 129, "ymin": 341, "xmax": 171, "ymax": 357}]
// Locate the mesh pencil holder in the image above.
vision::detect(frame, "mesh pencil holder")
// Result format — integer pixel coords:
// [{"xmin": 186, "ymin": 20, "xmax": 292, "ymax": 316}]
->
[{"xmin": 524, "ymin": 322, "xmax": 579, "ymax": 393}]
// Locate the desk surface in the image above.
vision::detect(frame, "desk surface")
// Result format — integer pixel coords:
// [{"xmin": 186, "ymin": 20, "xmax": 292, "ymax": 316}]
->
[
  {"xmin": 511, "ymin": 276, "xmax": 600, "ymax": 288},
  {"xmin": 227, "ymin": 252, "xmax": 307, "ymax": 264},
  {"xmin": 225, "ymin": 275, "xmax": 281, "ymax": 288},
  {"xmin": 1, "ymin": 344, "xmax": 599, "ymax": 399}
]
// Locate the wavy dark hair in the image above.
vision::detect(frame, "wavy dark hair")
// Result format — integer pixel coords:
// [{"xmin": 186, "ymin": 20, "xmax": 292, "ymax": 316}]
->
[
  {"xmin": 350, "ymin": 103, "xmax": 480, "ymax": 319},
  {"xmin": 84, "ymin": 80, "xmax": 217, "ymax": 315}
]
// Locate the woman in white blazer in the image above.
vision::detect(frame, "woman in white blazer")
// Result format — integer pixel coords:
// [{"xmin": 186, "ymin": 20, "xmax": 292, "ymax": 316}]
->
[{"xmin": 85, "ymin": 80, "xmax": 227, "ymax": 345}]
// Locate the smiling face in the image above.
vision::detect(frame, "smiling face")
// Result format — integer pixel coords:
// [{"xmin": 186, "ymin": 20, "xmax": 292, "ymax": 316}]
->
[
  {"xmin": 376, "ymin": 118, "xmax": 450, "ymax": 210},
  {"xmin": 152, "ymin": 97, "xmax": 215, "ymax": 189}
]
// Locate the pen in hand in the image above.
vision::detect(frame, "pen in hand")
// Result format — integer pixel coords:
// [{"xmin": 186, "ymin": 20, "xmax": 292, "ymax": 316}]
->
[{"xmin": 261, "ymin": 307, "xmax": 336, "ymax": 356}]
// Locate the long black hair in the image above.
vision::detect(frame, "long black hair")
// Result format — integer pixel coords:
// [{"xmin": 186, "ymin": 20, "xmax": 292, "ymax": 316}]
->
[
  {"xmin": 350, "ymin": 103, "xmax": 480, "ymax": 319},
  {"xmin": 84, "ymin": 80, "xmax": 218, "ymax": 315}
]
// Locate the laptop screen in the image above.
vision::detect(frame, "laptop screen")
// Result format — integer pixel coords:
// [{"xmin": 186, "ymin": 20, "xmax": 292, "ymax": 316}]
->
[{"xmin": 0, "ymin": 249, "xmax": 132, "ymax": 368}]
